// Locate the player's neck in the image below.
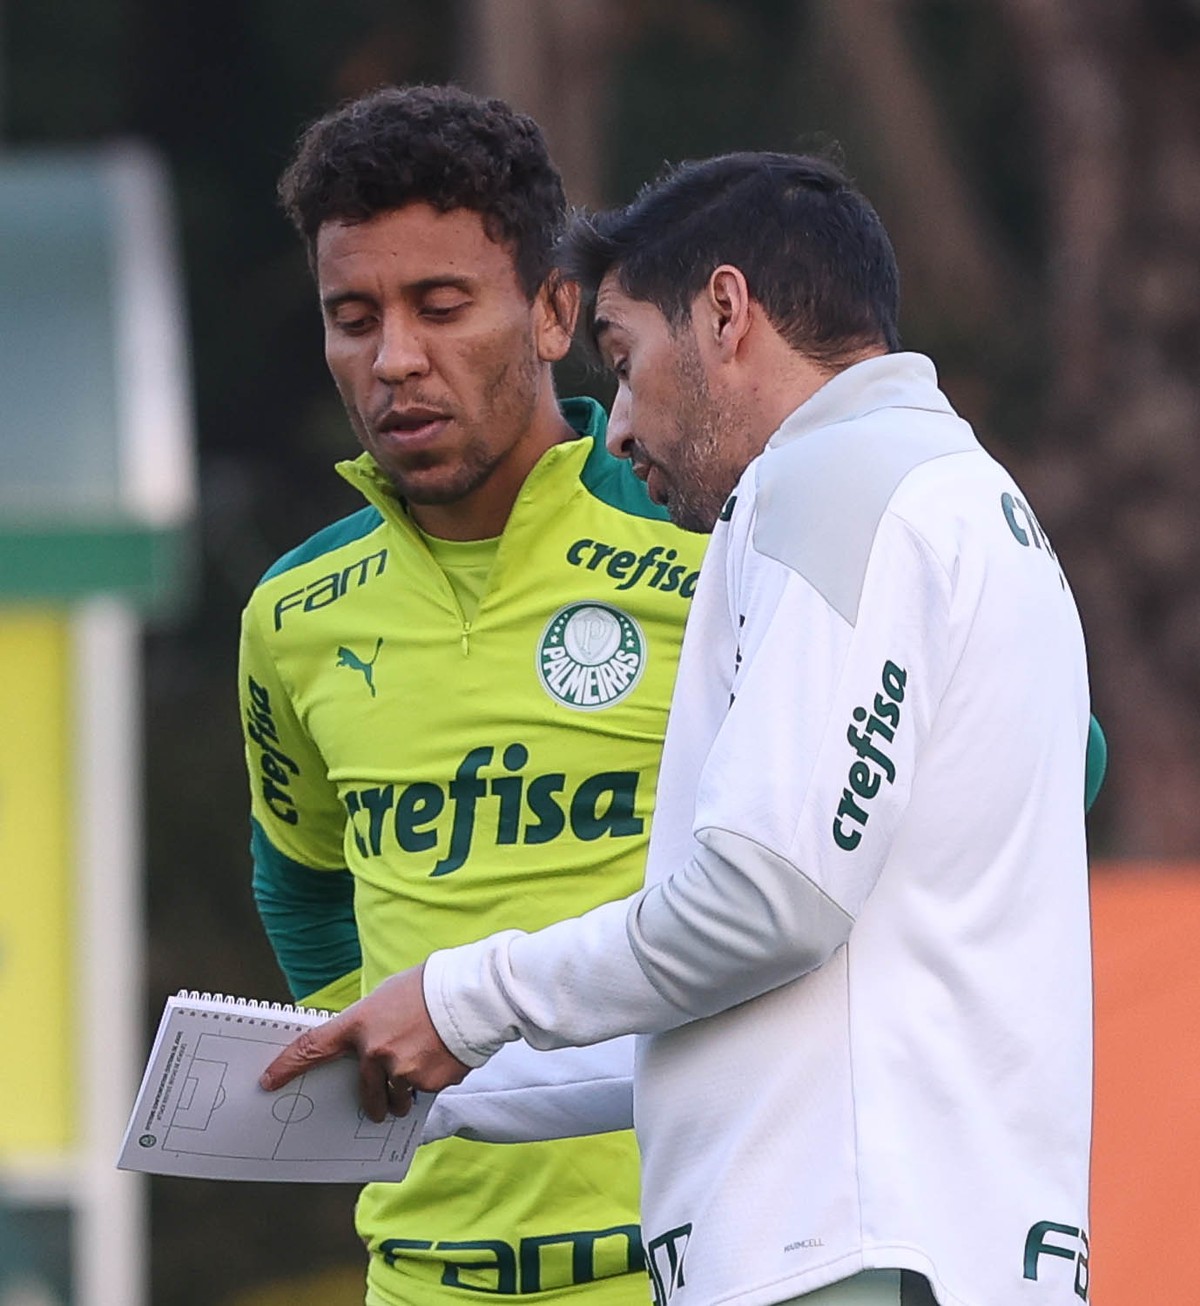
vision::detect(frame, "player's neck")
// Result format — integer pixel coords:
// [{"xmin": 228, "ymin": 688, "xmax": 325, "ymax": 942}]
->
[{"xmin": 408, "ymin": 388, "xmax": 574, "ymax": 542}]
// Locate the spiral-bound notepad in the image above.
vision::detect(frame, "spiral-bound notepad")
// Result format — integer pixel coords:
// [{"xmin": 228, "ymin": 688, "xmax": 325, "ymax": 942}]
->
[{"xmin": 117, "ymin": 990, "xmax": 430, "ymax": 1182}]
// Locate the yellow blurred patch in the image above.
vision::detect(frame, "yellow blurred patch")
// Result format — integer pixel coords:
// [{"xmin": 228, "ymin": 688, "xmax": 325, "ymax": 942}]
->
[{"xmin": 0, "ymin": 609, "xmax": 73, "ymax": 1153}]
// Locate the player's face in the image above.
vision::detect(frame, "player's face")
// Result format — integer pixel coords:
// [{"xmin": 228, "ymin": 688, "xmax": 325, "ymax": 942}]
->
[
  {"xmin": 594, "ymin": 273, "xmax": 749, "ymax": 533},
  {"xmin": 317, "ymin": 204, "xmax": 567, "ymax": 516}
]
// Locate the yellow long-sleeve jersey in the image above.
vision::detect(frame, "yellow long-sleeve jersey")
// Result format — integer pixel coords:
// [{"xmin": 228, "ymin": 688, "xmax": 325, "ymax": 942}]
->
[{"xmin": 239, "ymin": 398, "xmax": 706, "ymax": 1305}]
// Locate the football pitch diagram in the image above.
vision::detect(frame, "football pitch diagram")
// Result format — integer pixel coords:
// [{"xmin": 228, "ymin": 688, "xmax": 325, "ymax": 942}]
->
[
  {"xmin": 120, "ymin": 993, "xmax": 431, "ymax": 1181},
  {"xmin": 161, "ymin": 1027, "xmax": 395, "ymax": 1163}
]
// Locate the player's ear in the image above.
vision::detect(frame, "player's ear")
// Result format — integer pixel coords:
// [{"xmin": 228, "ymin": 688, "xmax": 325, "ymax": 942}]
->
[{"xmin": 535, "ymin": 271, "xmax": 580, "ymax": 363}]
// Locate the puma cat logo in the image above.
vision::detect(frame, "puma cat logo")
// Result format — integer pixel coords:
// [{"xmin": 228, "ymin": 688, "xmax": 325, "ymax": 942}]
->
[{"xmin": 336, "ymin": 638, "xmax": 384, "ymax": 696}]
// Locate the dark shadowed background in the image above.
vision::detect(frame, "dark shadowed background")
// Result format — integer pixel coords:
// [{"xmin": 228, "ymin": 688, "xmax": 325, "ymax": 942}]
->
[{"xmin": 3, "ymin": 1, "xmax": 1198, "ymax": 1302}]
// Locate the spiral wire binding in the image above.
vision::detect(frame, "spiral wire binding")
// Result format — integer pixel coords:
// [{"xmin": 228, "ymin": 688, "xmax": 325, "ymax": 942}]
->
[{"xmin": 176, "ymin": 989, "xmax": 333, "ymax": 1020}]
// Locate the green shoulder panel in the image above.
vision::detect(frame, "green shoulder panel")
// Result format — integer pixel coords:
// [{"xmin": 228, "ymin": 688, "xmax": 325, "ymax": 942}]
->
[
  {"xmin": 560, "ymin": 394, "xmax": 607, "ymax": 442},
  {"xmin": 1085, "ymin": 714, "xmax": 1107, "ymax": 813},
  {"xmin": 256, "ymin": 505, "xmax": 385, "ymax": 587},
  {"xmin": 563, "ymin": 395, "xmax": 673, "ymax": 523}
]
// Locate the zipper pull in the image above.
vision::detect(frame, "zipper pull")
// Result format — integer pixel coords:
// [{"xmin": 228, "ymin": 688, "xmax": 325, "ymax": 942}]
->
[{"xmin": 461, "ymin": 622, "xmax": 471, "ymax": 657}]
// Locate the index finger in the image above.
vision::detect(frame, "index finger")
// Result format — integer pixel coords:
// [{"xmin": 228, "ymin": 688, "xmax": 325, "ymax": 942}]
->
[{"xmin": 260, "ymin": 1013, "xmax": 352, "ymax": 1091}]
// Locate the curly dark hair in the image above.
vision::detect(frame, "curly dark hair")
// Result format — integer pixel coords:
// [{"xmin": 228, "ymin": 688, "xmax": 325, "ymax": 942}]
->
[{"xmin": 278, "ymin": 84, "xmax": 566, "ymax": 298}]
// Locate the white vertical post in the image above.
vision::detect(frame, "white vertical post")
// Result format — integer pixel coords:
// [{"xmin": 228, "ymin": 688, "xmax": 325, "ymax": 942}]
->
[{"xmin": 71, "ymin": 597, "xmax": 145, "ymax": 1306}]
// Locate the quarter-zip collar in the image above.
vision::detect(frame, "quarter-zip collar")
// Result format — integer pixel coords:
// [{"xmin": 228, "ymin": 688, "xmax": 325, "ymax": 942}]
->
[{"xmin": 333, "ymin": 396, "xmax": 607, "ymax": 541}]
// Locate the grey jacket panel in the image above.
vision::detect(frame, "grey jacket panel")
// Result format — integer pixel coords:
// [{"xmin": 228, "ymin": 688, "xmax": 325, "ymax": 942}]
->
[
  {"xmin": 626, "ymin": 826, "xmax": 854, "ymax": 1018},
  {"xmin": 755, "ymin": 417, "xmax": 978, "ymax": 626}
]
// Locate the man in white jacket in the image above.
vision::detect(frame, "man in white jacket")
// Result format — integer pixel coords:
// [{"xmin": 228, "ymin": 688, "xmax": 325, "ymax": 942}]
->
[{"xmin": 264, "ymin": 152, "xmax": 1094, "ymax": 1306}]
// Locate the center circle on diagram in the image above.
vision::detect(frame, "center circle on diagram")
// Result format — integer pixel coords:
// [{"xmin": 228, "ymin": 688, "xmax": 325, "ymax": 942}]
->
[{"xmin": 271, "ymin": 1092, "xmax": 315, "ymax": 1123}]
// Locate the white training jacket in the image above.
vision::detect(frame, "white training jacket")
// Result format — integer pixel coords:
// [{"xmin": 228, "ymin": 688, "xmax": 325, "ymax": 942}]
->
[{"xmin": 423, "ymin": 353, "xmax": 1094, "ymax": 1306}]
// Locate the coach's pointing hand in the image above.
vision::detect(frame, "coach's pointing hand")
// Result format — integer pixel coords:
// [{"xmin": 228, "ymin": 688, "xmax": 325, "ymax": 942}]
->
[{"xmin": 259, "ymin": 964, "xmax": 471, "ymax": 1123}]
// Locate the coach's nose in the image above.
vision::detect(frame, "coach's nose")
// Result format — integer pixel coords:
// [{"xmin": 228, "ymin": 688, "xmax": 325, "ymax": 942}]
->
[{"xmin": 606, "ymin": 387, "xmax": 634, "ymax": 461}]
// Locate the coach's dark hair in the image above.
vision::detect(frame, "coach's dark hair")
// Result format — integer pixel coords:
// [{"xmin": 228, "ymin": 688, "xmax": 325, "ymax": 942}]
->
[
  {"xmin": 278, "ymin": 84, "xmax": 566, "ymax": 298},
  {"xmin": 561, "ymin": 152, "xmax": 900, "ymax": 365}
]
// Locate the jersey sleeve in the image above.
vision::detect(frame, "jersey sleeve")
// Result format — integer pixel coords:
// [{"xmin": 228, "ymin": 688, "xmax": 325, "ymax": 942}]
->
[
  {"xmin": 239, "ymin": 600, "xmax": 361, "ymax": 1000},
  {"xmin": 297, "ymin": 967, "xmax": 363, "ymax": 1014},
  {"xmin": 1085, "ymin": 713, "xmax": 1107, "ymax": 812}
]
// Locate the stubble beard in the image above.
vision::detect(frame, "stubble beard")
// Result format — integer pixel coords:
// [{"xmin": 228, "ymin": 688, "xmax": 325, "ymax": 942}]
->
[
  {"xmin": 361, "ymin": 335, "xmax": 542, "ymax": 508},
  {"xmin": 663, "ymin": 336, "xmax": 747, "ymax": 534}
]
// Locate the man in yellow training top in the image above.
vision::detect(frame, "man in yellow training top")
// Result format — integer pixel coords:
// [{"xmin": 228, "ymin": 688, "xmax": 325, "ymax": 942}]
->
[{"xmin": 238, "ymin": 84, "xmax": 705, "ymax": 1306}]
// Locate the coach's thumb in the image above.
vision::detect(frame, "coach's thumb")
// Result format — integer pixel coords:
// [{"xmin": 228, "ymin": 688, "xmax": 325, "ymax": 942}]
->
[{"xmin": 259, "ymin": 1021, "xmax": 345, "ymax": 1091}]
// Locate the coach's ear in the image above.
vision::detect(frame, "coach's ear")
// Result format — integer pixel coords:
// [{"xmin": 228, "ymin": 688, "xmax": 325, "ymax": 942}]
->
[
  {"xmin": 536, "ymin": 271, "xmax": 581, "ymax": 363},
  {"xmin": 697, "ymin": 264, "xmax": 752, "ymax": 364}
]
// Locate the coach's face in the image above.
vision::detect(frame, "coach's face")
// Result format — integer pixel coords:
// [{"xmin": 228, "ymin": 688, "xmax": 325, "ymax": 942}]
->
[{"xmin": 594, "ymin": 272, "xmax": 750, "ymax": 534}]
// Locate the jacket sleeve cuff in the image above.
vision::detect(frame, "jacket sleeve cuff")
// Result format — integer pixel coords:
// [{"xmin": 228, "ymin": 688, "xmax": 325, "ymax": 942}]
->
[{"xmin": 423, "ymin": 934, "xmax": 525, "ymax": 1067}]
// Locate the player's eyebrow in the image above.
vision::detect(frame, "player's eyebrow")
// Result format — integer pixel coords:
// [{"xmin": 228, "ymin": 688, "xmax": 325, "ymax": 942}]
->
[
  {"xmin": 407, "ymin": 275, "xmax": 475, "ymax": 295},
  {"xmin": 321, "ymin": 289, "xmax": 374, "ymax": 313},
  {"xmin": 320, "ymin": 276, "xmax": 475, "ymax": 313}
]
